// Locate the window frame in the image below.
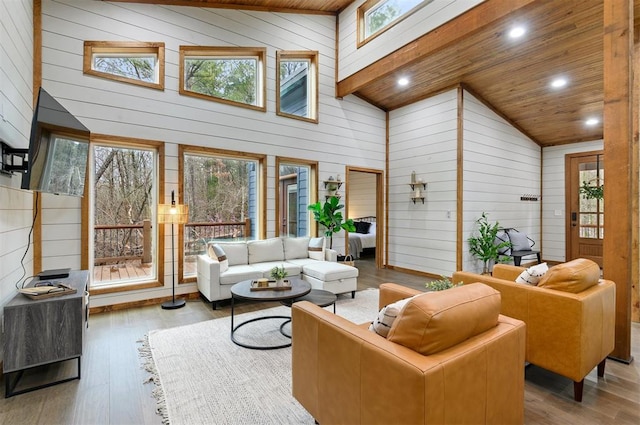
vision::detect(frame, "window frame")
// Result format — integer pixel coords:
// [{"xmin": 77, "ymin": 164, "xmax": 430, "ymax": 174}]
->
[
  {"xmin": 357, "ymin": 0, "xmax": 432, "ymax": 48},
  {"xmin": 83, "ymin": 41, "xmax": 165, "ymax": 90},
  {"xmin": 179, "ymin": 46, "xmax": 267, "ymax": 112},
  {"xmin": 179, "ymin": 145, "xmax": 267, "ymax": 282},
  {"xmin": 276, "ymin": 51, "xmax": 319, "ymax": 123},
  {"xmin": 83, "ymin": 134, "xmax": 165, "ymax": 295}
]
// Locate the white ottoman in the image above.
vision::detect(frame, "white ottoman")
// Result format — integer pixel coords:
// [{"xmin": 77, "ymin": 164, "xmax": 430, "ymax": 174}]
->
[{"xmin": 302, "ymin": 262, "xmax": 358, "ymax": 298}]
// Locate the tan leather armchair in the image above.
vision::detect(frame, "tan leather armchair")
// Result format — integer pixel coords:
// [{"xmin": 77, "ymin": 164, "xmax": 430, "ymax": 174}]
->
[
  {"xmin": 453, "ymin": 259, "xmax": 615, "ymax": 402},
  {"xmin": 292, "ymin": 283, "xmax": 526, "ymax": 424}
]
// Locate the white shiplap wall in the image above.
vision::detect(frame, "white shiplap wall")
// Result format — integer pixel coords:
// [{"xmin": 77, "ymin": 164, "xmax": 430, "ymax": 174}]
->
[
  {"xmin": 40, "ymin": 0, "xmax": 386, "ymax": 307},
  {"xmin": 388, "ymin": 90, "xmax": 458, "ymax": 277},
  {"xmin": 0, "ymin": 0, "xmax": 34, "ymax": 363},
  {"xmin": 542, "ymin": 140, "xmax": 603, "ymax": 263},
  {"xmin": 337, "ymin": 0, "xmax": 484, "ymax": 81},
  {"xmin": 462, "ymin": 90, "xmax": 541, "ymax": 273},
  {"xmin": 347, "ymin": 171, "xmax": 376, "ymax": 219}
]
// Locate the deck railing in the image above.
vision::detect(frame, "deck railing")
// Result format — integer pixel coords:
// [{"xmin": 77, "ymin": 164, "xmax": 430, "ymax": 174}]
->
[
  {"xmin": 93, "ymin": 218, "xmax": 251, "ymax": 266},
  {"xmin": 94, "ymin": 220, "xmax": 152, "ymax": 265},
  {"xmin": 184, "ymin": 219, "xmax": 252, "ymax": 257}
]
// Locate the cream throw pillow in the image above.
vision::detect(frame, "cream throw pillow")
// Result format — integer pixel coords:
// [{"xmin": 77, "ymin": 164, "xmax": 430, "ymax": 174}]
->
[
  {"xmin": 515, "ymin": 262, "xmax": 548, "ymax": 285},
  {"xmin": 369, "ymin": 296, "xmax": 414, "ymax": 338},
  {"xmin": 308, "ymin": 237, "xmax": 325, "ymax": 261}
]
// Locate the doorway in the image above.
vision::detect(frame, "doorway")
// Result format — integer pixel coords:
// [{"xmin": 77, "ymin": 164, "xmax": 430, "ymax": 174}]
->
[
  {"xmin": 346, "ymin": 167, "xmax": 384, "ymax": 269},
  {"xmin": 566, "ymin": 151, "xmax": 604, "ymax": 267}
]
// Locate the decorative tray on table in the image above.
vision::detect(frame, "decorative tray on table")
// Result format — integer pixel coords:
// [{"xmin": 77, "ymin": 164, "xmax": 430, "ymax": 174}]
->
[
  {"xmin": 250, "ymin": 279, "xmax": 292, "ymax": 291},
  {"xmin": 18, "ymin": 283, "xmax": 77, "ymax": 300}
]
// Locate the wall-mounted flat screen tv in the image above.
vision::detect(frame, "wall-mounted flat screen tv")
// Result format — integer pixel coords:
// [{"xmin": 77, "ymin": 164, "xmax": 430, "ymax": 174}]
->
[{"xmin": 21, "ymin": 87, "xmax": 91, "ymax": 197}]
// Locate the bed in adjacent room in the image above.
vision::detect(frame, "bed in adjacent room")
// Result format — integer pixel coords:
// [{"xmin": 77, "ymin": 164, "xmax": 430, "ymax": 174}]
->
[{"xmin": 348, "ymin": 216, "xmax": 376, "ymax": 259}]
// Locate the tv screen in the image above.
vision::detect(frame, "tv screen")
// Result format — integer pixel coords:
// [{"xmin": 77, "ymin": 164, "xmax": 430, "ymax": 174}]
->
[{"xmin": 22, "ymin": 88, "xmax": 90, "ymax": 196}]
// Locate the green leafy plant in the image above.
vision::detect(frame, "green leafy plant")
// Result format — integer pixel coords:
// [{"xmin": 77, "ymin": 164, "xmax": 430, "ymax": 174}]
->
[
  {"xmin": 468, "ymin": 212, "xmax": 511, "ymax": 274},
  {"xmin": 579, "ymin": 181, "xmax": 603, "ymax": 200},
  {"xmin": 308, "ymin": 196, "xmax": 356, "ymax": 249},
  {"xmin": 270, "ymin": 265, "xmax": 288, "ymax": 280},
  {"xmin": 425, "ymin": 276, "xmax": 463, "ymax": 292}
]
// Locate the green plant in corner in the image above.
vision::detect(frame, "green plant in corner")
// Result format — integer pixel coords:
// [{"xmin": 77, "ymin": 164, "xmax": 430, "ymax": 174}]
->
[
  {"xmin": 308, "ymin": 196, "xmax": 356, "ymax": 249},
  {"xmin": 270, "ymin": 265, "xmax": 288, "ymax": 280},
  {"xmin": 467, "ymin": 212, "xmax": 512, "ymax": 274},
  {"xmin": 425, "ymin": 276, "xmax": 463, "ymax": 292}
]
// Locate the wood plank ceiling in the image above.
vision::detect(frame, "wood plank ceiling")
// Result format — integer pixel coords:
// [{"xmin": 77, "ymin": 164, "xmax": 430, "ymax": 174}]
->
[{"xmin": 107, "ymin": 0, "xmax": 639, "ymax": 147}]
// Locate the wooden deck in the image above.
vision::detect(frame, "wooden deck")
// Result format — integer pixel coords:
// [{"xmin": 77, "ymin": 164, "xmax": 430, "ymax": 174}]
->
[{"xmin": 93, "ymin": 260, "xmax": 197, "ymax": 283}]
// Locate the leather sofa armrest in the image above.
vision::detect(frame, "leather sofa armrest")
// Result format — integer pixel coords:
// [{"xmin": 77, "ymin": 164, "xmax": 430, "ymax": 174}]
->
[
  {"xmin": 378, "ymin": 283, "xmax": 423, "ymax": 309},
  {"xmin": 492, "ymin": 264, "xmax": 527, "ymax": 280}
]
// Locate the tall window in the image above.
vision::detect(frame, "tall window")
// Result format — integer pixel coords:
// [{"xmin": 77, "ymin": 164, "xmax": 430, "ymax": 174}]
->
[
  {"xmin": 358, "ymin": 0, "xmax": 432, "ymax": 46},
  {"xmin": 276, "ymin": 158, "xmax": 317, "ymax": 238},
  {"xmin": 276, "ymin": 51, "xmax": 318, "ymax": 123},
  {"xmin": 83, "ymin": 41, "xmax": 165, "ymax": 90},
  {"xmin": 90, "ymin": 142, "xmax": 159, "ymax": 289},
  {"xmin": 181, "ymin": 148, "xmax": 264, "ymax": 279},
  {"xmin": 179, "ymin": 46, "xmax": 266, "ymax": 111}
]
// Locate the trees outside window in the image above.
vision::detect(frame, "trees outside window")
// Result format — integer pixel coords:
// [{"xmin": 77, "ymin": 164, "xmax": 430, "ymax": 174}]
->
[
  {"xmin": 83, "ymin": 41, "xmax": 165, "ymax": 90},
  {"xmin": 358, "ymin": 0, "xmax": 431, "ymax": 45},
  {"xmin": 181, "ymin": 150, "xmax": 262, "ymax": 278},
  {"xmin": 179, "ymin": 46, "xmax": 266, "ymax": 111},
  {"xmin": 92, "ymin": 144, "xmax": 158, "ymax": 286}
]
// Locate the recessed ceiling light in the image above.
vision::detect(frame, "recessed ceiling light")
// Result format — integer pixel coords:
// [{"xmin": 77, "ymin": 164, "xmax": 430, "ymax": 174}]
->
[
  {"xmin": 585, "ymin": 118, "xmax": 599, "ymax": 126},
  {"xmin": 550, "ymin": 77, "xmax": 568, "ymax": 89},
  {"xmin": 508, "ymin": 26, "xmax": 526, "ymax": 39},
  {"xmin": 398, "ymin": 77, "xmax": 409, "ymax": 86}
]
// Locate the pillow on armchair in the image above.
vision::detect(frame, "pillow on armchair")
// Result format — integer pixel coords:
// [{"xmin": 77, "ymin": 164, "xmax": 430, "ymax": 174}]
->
[
  {"xmin": 387, "ymin": 283, "xmax": 500, "ymax": 355},
  {"xmin": 508, "ymin": 231, "xmax": 532, "ymax": 251},
  {"xmin": 537, "ymin": 258, "xmax": 600, "ymax": 293}
]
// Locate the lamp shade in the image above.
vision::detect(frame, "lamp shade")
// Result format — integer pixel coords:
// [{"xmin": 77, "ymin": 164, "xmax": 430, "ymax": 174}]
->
[{"xmin": 158, "ymin": 203, "xmax": 189, "ymax": 224}]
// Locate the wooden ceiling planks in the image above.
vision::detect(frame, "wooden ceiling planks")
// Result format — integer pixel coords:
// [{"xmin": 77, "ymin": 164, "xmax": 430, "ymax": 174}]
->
[{"xmin": 103, "ymin": 0, "xmax": 354, "ymax": 14}]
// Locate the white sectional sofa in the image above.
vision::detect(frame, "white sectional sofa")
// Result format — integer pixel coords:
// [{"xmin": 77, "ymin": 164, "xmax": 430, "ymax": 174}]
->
[{"xmin": 197, "ymin": 237, "xmax": 358, "ymax": 309}]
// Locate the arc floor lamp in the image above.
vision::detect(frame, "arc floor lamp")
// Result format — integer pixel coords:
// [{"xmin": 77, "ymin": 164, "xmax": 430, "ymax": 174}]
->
[{"xmin": 158, "ymin": 190, "xmax": 188, "ymax": 310}]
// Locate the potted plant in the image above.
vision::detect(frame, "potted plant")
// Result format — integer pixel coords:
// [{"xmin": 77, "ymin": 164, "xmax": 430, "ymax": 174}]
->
[
  {"xmin": 467, "ymin": 212, "xmax": 511, "ymax": 274},
  {"xmin": 270, "ymin": 265, "xmax": 288, "ymax": 286},
  {"xmin": 425, "ymin": 276, "xmax": 463, "ymax": 292},
  {"xmin": 308, "ymin": 196, "xmax": 356, "ymax": 249}
]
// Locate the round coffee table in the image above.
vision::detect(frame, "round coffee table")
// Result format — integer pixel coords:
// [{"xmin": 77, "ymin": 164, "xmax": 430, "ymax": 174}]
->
[
  {"xmin": 279, "ymin": 289, "xmax": 338, "ymax": 337},
  {"xmin": 230, "ymin": 277, "xmax": 311, "ymax": 350}
]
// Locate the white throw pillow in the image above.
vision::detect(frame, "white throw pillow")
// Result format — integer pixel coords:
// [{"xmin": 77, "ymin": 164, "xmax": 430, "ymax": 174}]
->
[
  {"xmin": 283, "ymin": 237, "xmax": 310, "ymax": 260},
  {"xmin": 208, "ymin": 243, "xmax": 229, "ymax": 273},
  {"xmin": 515, "ymin": 262, "xmax": 548, "ymax": 285},
  {"xmin": 308, "ymin": 237, "xmax": 325, "ymax": 261},
  {"xmin": 369, "ymin": 296, "xmax": 414, "ymax": 338}
]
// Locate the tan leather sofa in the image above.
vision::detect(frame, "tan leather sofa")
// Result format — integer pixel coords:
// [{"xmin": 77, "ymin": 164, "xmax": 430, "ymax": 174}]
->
[
  {"xmin": 292, "ymin": 282, "xmax": 526, "ymax": 425},
  {"xmin": 453, "ymin": 259, "xmax": 616, "ymax": 402}
]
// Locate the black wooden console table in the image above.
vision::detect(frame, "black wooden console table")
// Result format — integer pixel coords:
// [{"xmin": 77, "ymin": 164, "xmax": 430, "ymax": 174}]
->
[{"xmin": 3, "ymin": 270, "xmax": 89, "ymax": 397}]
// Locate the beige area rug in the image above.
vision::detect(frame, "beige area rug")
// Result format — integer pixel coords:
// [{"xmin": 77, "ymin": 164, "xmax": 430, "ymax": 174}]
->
[{"xmin": 139, "ymin": 289, "xmax": 380, "ymax": 425}]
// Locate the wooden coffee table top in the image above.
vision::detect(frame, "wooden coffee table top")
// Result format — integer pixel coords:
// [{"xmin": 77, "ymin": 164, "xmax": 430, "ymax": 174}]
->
[{"xmin": 231, "ymin": 277, "xmax": 311, "ymax": 302}]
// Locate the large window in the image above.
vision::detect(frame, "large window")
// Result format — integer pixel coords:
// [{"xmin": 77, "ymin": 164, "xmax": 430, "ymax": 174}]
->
[
  {"xmin": 179, "ymin": 46, "xmax": 266, "ymax": 111},
  {"xmin": 276, "ymin": 51, "xmax": 318, "ymax": 123},
  {"xmin": 89, "ymin": 140, "xmax": 161, "ymax": 290},
  {"xmin": 358, "ymin": 0, "xmax": 432, "ymax": 46},
  {"xmin": 181, "ymin": 147, "xmax": 264, "ymax": 279},
  {"xmin": 83, "ymin": 41, "xmax": 165, "ymax": 90},
  {"xmin": 276, "ymin": 158, "xmax": 317, "ymax": 238}
]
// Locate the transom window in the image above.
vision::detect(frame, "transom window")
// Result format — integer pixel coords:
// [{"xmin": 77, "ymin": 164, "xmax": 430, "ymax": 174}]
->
[
  {"xmin": 358, "ymin": 0, "xmax": 432, "ymax": 46},
  {"xmin": 83, "ymin": 41, "xmax": 165, "ymax": 90},
  {"xmin": 276, "ymin": 51, "xmax": 318, "ymax": 123},
  {"xmin": 179, "ymin": 46, "xmax": 266, "ymax": 112}
]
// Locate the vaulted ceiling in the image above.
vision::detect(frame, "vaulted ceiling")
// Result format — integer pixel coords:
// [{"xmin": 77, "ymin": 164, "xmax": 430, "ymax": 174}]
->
[{"xmin": 108, "ymin": 0, "xmax": 639, "ymax": 146}]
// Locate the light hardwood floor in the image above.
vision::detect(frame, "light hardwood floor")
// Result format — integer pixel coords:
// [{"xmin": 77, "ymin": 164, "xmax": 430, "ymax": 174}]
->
[{"xmin": 1, "ymin": 257, "xmax": 638, "ymax": 424}]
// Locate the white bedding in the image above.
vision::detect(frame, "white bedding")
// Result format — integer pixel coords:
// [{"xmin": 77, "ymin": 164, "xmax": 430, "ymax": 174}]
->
[{"xmin": 350, "ymin": 232, "xmax": 376, "ymax": 249}]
